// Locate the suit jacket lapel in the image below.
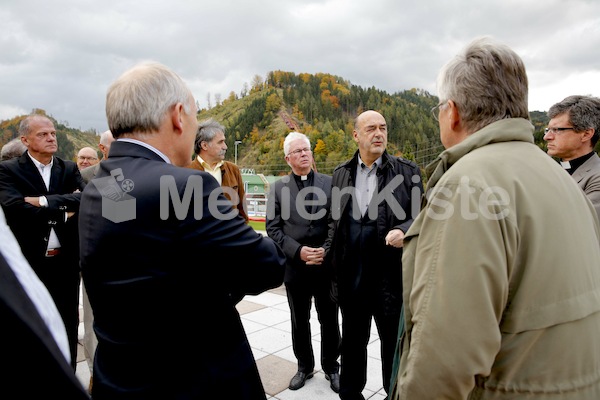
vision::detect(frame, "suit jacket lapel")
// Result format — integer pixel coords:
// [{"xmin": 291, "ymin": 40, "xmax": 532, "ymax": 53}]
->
[
  {"xmin": 19, "ymin": 153, "xmax": 48, "ymax": 194},
  {"xmin": 310, "ymin": 172, "xmax": 326, "ymax": 214},
  {"xmin": 49, "ymin": 158, "xmax": 63, "ymax": 193},
  {"xmin": 573, "ymin": 153, "xmax": 600, "ymax": 185},
  {"xmin": 285, "ymin": 174, "xmax": 299, "ymax": 218}
]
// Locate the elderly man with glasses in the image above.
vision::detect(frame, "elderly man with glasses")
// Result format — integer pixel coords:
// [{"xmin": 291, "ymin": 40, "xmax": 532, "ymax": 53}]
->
[{"xmin": 266, "ymin": 131, "xmax": 341, "ymax": 393}]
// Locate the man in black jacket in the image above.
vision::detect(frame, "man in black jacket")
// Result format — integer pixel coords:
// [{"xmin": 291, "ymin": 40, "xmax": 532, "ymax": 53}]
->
[
  {"xmin": 267, "ymin": 131, "xmax": 341, "ymax": 393},
  {"xmin": 325, "ymin": 110, "xmax": 423, "ymax": 400},
  {"xmin": 0, "ymin": 114, "xmax": 85, "ymax": 369}
]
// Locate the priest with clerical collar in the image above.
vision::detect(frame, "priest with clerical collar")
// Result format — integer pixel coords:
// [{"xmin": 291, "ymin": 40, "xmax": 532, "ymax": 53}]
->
[{"xmin": 544, "ymin": 94, "xmax": 600, "ymax": 221}]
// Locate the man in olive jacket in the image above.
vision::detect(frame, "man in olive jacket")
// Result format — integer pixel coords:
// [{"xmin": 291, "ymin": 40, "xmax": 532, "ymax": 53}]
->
[{"xmin": 391, "ymin": 37, "xmax": 600, "ymax": 400}]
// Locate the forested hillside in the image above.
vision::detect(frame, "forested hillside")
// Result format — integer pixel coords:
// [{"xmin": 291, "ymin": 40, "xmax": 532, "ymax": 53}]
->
[
  {"xmin": 198, "ymin": 70, "xmax": 551, "ymax": 176},
  {"xmin": 0, "ymin": 73, "xmax": 553, "ymax": 172}
]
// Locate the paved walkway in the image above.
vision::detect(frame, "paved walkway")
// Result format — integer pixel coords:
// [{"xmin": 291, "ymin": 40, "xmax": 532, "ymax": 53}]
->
[{"xmin": 75, "ymin": 285, "xmax": 387, "ymax": 399}]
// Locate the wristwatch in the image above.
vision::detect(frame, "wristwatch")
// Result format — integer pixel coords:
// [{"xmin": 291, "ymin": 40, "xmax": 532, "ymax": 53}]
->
[{"xmin": 39, "ymin": 196, "xmax": 48, "ymax": 207}]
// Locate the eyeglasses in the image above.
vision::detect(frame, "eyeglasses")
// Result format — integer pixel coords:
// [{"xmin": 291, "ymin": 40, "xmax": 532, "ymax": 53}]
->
[
  {"xmin": 78, "ymin": 156, "xmax": 98, "ymax": 161},
  {"xmin": 544, "ymin": 127, "xmax": 576, "ymax": 135},
  {"xmin": 431, "ymin": 101, "xmax": 447, "ymax": 122},
  {"xmin": 288, "ymin": 148, "xmax": 312, "ymax": 156}
]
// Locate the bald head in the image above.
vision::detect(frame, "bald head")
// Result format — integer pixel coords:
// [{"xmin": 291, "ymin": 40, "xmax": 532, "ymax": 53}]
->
[
  {"xmin": 353, "ymin": 110, "xmax": 388, "ymax": 167},
  {"xmin": 77, "ymin": 147, "xmax": 99, "ymax": 169},
  {"xmin": 355, "ymin": 110, "xmax": 385, "ymax": 130}
]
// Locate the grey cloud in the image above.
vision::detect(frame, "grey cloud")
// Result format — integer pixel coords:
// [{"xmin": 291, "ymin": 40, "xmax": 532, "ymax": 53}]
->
[{"xmin": 0, "ymin": 0, "xmax": 599, "ymax": 131}]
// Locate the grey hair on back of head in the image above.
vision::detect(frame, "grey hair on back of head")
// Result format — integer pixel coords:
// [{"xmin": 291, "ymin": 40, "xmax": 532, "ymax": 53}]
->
[
  {"xmin": 436, "ymin": 36, "xmax": 530, "ymax": 134},
  {"xmin": 106, "ymin": 61, "xmax": 194, "ymax": 138}
]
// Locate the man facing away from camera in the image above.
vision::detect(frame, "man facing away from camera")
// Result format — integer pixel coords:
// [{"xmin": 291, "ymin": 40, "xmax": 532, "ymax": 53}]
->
[
  {"xmin": 390, "ymin": 37, "xmax": 600, "ymax": 399},
  {"xmin": 79, "ymin": 61, "xmax": 285, "ymax": 400}
]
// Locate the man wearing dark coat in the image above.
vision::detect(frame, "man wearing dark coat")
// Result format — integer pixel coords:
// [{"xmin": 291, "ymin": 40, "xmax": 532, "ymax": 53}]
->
[
  {"xmin": 79, "ymin": 62, "xmax": 285, "ymax": 400},
  {"xmin": 325, "ymin": 110, "xmax": 423, "ymax": 400},
  {"xmin": 267, "ymin": 131, "xmax": 341, "ymax": 393}
]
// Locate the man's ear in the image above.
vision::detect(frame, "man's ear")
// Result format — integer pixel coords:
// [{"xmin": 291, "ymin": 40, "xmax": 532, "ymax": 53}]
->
[
  {"xmin": 448, "ymin": 100, "xmax": 461, "ymax": 131},
  {"xmin": 581, "ymin": 128, "xmax": 595, "ymax": 144},
  {"xmin": 170, "ymin": 103, "xmax": 185, "ymax": 134}
]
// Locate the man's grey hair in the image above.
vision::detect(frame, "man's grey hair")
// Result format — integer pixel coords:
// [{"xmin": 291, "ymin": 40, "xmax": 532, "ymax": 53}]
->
[
  {"xmin": 194, "ymin": 118, "xmax": 226, "ymax": 155},
  {"xmin": 99, "ymin": 130, "xmax": 114, "ymax": 146},
  {"xmin": 436, "ymin": 36, "xmax": 530, "ymax": 134},
  {"xmin": 1, "ymin": 138, "xmax": 27, "ymax": 161},
  {"xmin": 106, "ymin": 62, "xmax": 194, "ymax": 138},
  {"xmin": 283, "ymin": 131, "xmax": 310, "ymax": 156},
  {"xmin": 548, "ymin": 95, "xmax": 600, "ymax": 146}
]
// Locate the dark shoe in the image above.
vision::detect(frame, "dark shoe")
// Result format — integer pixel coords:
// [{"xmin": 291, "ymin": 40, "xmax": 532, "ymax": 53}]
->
[
  {"xmin": 289, "ymin": 371, "xmax": 314, "ymax": 390},
  {"xmin": 325, "ymin": 371, "xmax": 340, "ymax": 393}
]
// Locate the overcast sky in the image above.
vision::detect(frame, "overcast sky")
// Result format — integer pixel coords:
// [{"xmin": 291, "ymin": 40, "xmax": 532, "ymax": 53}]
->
[{"xmin": 1, "ymin": 0, "xmax": 598, "ymax": 133}]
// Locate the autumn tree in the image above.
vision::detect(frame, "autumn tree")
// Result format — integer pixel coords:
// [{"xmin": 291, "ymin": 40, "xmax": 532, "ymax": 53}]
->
[{"xmin": 251, "ymin": 75, "xmax": 264, "ymax": 93}]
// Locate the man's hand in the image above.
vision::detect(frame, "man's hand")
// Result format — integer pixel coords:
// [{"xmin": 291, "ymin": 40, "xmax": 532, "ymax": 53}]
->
[
  {"xmin": 385, "ymin": 229, "xmax": 405, "ymax": 248},
  {"xmin": 24, "ymin": 196, "xmax": 42, "ymax": 207},
  {"xmin": 301, "ymin": 246, "xmax": 325, "ymax": 266}
]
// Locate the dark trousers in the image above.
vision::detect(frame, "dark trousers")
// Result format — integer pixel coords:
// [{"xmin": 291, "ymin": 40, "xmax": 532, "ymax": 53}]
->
[
  {"xmin": 339, "ymin": 298, "xmax": 400, "ymax": 400},
  {"xmin": 32, "ymin": 253, "xmax": 81, "ymax": 370},
  {"xmin": 285, "ymin": 278, "xmax": 340, "ymax": 374}
]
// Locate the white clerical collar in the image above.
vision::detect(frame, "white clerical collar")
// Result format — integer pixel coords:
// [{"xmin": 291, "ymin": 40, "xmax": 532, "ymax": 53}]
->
[{"xmin": 560, "ymin": 160, "xmax": 571, "ymax": 169}]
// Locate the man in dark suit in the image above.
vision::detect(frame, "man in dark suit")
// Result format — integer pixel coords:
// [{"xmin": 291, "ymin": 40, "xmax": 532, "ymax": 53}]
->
[
  {"xmin": 266, "ymin": 132, "xmax": 341, "ymax": 393},
  {"xmin": 325, "ymin": 110, "xmax": 423, "ymax": 400},
  {"xmin": 79, "ymin": 61, "xmax": 285, "ymax": 400},
  {"xmin": 0, "ymin": 114, "xmax": 85, "ymax": 369},
  {"xmin": 0, "ymin": 206, "xmax": 89, "ymax": 398}
]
